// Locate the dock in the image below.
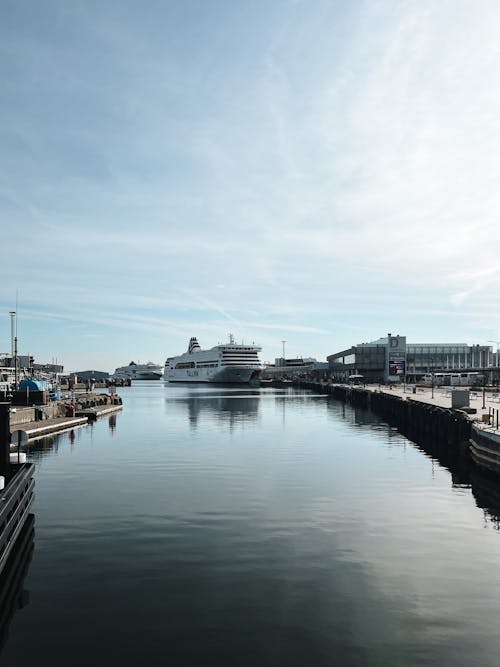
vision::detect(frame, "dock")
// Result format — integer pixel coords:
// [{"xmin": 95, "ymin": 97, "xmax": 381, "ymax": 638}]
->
[
  {"xmin": 22, "ymin": 416, "xmax": 88, "ymax": 441},
  {"xmin": 75, "ymin": 404, "xmax": 122, "ymax": 420},
  {"xmin": 9, "ymin": 393, "xmax": 123, "ymax": 444}
]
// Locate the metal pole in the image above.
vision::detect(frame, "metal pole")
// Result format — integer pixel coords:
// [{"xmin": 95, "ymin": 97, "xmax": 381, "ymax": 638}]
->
[
  {"xmin": 9, "ymin": 311, "xmax": 15, "ymax": 358},
  {"xmin": 482, "ymin": 385, "xmax": 486, "ymax": 409},
  {"xmin": 14, "ymin": 329, "xmax": 18, "ymax": 388}
]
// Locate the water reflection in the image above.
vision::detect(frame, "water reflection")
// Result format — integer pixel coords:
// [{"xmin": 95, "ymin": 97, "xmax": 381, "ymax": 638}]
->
[
  {"xmin": 108, "ymin": 414, "xmax": 117, "ymax": 434},
  {"xmin": 326, "ymin": 398, "xmax": 410, "ymax": 445},
  {"xmin": 26, "ymin": 413, "xmax": 119, "ymax": 460},
  {"xmin": 470, "ymin": 468, "xmax": 500, "ymax": 529},
  {"xmin": 0, "ymin": 515, "xmax": 34, "ymax": 652},
  {"xmin": 167, "ymin": 386, "xmax": 344, "ymax": 430},
  {"xmin": 166, "ymin": 391, "xmax": 260, "ymax": 430},
  {"xmin": 326, "ymin": 393, "xmax": 500, "ymax": 530},
  {"xmin": 26, "ymin": 430, "xmax": 73, "ymax": 459},
  {"xmin": 166, "ymin": 386, "xmax": 500, "ymax": 530},
  {"xmin": 5, "ymin": 384, "xmax": 500, "ymax": 665}
]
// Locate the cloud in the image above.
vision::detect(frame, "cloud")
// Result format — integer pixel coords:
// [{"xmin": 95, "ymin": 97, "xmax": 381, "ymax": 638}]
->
[{"xmin": 2, "ymin": 1, "xmax": 500, "ymax": 369}]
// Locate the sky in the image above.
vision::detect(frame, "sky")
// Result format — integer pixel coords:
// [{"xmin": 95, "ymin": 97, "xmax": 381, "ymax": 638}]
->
[{"xmin": 2, "ymin": 0, "xmax": 500, "ymax": 373}]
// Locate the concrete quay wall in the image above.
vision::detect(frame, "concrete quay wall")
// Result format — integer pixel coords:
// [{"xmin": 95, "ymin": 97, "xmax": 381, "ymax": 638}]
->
[{"xmin": 298, "ymin": 381, "xmax": 472, "ymax": 455}]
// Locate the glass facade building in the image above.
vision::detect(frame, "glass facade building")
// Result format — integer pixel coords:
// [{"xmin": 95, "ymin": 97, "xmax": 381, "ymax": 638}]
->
[{"xmin": 328, "ymin": 336, "xmax": 495, "ymax": 383}]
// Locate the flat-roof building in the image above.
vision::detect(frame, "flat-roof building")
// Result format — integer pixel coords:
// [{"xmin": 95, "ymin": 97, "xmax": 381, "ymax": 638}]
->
[{"xmin": 327, "ymin": 335, "xmax": 495, "ymax": 383}]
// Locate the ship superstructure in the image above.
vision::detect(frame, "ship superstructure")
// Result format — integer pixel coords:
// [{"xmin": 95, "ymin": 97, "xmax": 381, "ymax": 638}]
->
[{"xmin": 111, "ymin": 361, "xmax": 163, "ymax": 381}]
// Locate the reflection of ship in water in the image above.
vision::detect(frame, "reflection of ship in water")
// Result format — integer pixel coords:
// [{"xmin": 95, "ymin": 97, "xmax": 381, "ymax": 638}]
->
[
  {"xmin": 171, "ymin": 387, "xmax": 337, "ymax": 430},
  {"xmin": 168, "ymin": 391, "xmax": 261, "ymax": 430},
  {"xmin": 0, "ymin": 514, "xmax": 34, "ymax": 653}
]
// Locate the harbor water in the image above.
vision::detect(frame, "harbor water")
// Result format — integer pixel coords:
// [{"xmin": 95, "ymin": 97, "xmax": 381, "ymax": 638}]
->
[{"xmin": 3, "ymin": 383, "xmax": 500, "ymax": 666}]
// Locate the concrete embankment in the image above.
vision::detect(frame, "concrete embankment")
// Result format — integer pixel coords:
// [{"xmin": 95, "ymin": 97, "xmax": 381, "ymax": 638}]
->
[{"xmin": 298, "ymin": 381, "xmax": 473, "ymax": 455}]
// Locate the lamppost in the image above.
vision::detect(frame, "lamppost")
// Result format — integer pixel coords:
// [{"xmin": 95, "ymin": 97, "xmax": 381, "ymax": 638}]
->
[{"xmin": 9, "ymin": 311, "xmax": 15, "ymax": 357}]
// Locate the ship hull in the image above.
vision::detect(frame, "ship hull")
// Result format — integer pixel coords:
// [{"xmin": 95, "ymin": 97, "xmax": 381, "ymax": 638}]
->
[{"xmin": 165, "ymin": 366, "xmax": 261, "ymax": 384}]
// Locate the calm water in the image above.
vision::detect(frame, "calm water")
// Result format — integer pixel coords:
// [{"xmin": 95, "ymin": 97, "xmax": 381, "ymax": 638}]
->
[{"xmin": 3, "ymin": 383, "xmax": 500, "ymax": 666}]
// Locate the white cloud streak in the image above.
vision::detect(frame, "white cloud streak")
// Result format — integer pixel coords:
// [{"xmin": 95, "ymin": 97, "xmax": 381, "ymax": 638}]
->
[{"xmin": 2, "ymin": 1, "xmax": 500, "ymax": 369}]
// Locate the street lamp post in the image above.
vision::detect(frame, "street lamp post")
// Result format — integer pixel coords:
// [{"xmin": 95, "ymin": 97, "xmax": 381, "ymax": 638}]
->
[
  {"xmin": 9, "ymin": 311, "xmax": 15, "ymax": 357},
  {"xmin": 9, "ymin": 311, "xmax": 18, "ymax": 388}
]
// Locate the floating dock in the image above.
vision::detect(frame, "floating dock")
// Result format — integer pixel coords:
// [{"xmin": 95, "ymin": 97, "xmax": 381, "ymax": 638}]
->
[{"xmin": 9, "ymin": 393, "xmax": 123, "ymax": 443}]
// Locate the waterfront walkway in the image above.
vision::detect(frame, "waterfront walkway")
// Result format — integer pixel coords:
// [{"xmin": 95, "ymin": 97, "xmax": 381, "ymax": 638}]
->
[{"xmin": 362, "ymin": 384, "xmax": 500, "ymax": 418}]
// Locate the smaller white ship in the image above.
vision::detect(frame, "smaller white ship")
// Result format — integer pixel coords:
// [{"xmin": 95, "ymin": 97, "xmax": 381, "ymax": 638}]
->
[
  {"xmin": 165, "ymin": 335, "xmax": 262, "ymax": 384},
  {"xmin": 111, "ymin": 361, "xmax": 163, "ymax": 381}
]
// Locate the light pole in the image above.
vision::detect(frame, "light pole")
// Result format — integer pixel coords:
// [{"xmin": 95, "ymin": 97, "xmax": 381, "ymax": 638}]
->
[
  {"xmin": 9, "ymin": 311, "xmax": 15, "ymax": 357},
  {"xmin": 9, "ymin": 311, "xmax": 18, "ymax": 388}
]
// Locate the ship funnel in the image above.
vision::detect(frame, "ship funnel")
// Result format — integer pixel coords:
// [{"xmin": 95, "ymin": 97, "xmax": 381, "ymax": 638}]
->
[{"xmin": 188, "ymin": 337, "xmax": 201, "ymax": 354}]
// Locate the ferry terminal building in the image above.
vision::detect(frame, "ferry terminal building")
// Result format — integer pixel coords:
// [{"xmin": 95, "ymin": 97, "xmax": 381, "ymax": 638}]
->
[{"xmin": 327, "ymin": 334, "xmax": 495, "ymax": 384}]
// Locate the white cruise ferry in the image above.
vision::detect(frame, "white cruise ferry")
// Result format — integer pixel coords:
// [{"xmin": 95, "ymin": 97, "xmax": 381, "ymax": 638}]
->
[
  {"xmin": 111, "ymin": 361, "xmax": 164, "ymax": 381},
  {"xmin": 165, "ymin": 335, "xmax": 262, "ymax": 384}
]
